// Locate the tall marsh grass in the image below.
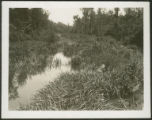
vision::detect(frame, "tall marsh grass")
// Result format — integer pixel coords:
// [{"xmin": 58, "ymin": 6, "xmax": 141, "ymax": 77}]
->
[
  {"xmin": 13, "ymin": 33, "xmax": 143, "ymax": 110},
  {"xmin": 20, "ymin": 58, "xmax": 143, "ymax": 110},
  {"xmin": 9, "ymin": 26, "xmax": 59, "ymax": 99}
]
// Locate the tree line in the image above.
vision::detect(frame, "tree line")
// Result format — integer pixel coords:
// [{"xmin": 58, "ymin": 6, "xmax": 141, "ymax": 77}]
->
[
  {"xmin": 9, "ymin": 8, "xmax": 143, "ymax": 49},
  {"xmin": 9, "ymin": 8, "xmax": 68, "ymax": 43},
  {"xmin": 10, "ymin": 8, "xmax": 52, "ymax": 34},
  {"xmin": 72, "ymin": 8, "xmax": 143, "ymax": 49}
]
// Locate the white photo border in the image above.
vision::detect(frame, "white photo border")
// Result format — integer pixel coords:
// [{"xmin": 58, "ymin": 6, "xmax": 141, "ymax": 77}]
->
[{"xmin": 1, "ymin": 1, "xmax": 151, "ymax": 119}]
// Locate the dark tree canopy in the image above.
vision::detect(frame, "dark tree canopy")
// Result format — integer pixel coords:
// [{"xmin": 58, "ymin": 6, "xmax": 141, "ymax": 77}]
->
[
  {"xmin": 10, "ymin": 8, "xmax": 50, "ymax": 31},
  {"xmin": 72, "ymin": 8, "xmax": 143, "ymax": 49}
]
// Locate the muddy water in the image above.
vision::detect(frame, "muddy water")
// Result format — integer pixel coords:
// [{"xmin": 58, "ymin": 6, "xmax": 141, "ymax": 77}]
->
[{"xmin": 9, "ymin": 52, "xmax": 71, "ymax": 110}]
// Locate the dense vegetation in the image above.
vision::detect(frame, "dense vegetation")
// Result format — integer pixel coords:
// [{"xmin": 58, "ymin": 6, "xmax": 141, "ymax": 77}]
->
[
  {"xmin": 20, "ymin": 33, "xmax": 143, "ymax": 110},
  {"xmin": 72, "ymin": 8, "xmax": 143, "ymax": 49},
  {"xmin": 9, "ymin": 8, "xmax": 59, "ymax": 98},
  {"xmin": 9, "ymin": 8, "xmax": 143, "ymax": 110}
]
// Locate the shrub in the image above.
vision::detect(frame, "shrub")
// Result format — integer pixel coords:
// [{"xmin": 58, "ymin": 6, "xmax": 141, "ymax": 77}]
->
[
  {"xmin": 63, "ymin": 44, "xmax": 76, "ymax": 57},
  {"xmin": 71, "ymin": 56, "xmax": 82, "ymax": 70}
]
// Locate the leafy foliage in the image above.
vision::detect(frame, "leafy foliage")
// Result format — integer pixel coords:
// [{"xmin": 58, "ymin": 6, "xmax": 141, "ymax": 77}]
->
[
  {"xmin": 9, "ymin": 8, "xmax": 59, "ymax": 96},
  {"xmin": 72, "ymin": 8, "xmax": 143, "ymax": 49}
]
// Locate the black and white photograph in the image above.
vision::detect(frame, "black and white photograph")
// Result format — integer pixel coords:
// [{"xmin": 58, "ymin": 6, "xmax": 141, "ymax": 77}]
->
[{"xmin": 1, "ymin": 1, "xmax": 151, "ymax": 119}]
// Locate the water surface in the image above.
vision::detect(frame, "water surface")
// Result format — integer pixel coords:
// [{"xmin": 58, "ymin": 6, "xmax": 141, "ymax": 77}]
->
[{"xmin": 9, "ymin": 52, "xmax": 71, "ymax": 110}]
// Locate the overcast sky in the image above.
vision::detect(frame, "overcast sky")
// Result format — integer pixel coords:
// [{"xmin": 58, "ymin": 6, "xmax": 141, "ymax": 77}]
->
[
  {"xmin": 44, "ymin": 8, "xmax": 125, "ymax": 25},
  {"xmin": 44, "ymin": 8, "xmax": 82, "ymax": 25}
]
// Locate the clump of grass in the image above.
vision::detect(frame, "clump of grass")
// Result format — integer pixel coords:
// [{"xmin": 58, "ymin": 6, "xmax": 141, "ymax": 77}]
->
[
  {"xmin": 63, "ymin": 44, "xmax": 76, "ymax": 57},
  {"xmin": 20, "ymin": 59, "xmax": 143, "ymax": 110}
]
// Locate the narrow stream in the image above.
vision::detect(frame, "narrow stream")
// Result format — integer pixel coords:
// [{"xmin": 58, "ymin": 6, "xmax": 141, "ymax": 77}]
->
[{"xmin": 9, "ymin": 52, "xmax": 71, "ymax": 110}]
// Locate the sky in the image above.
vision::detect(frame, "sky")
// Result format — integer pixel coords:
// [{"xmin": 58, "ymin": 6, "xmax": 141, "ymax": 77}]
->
[
  {"xmin": 44, "ymin": 8, "xmax": 82, "ymax": 25},
  {"xmin": 44, "ymin": 8, "xmax": 125, "ymax": 26}
]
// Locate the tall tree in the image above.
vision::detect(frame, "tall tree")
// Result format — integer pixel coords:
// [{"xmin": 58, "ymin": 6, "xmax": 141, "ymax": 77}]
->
[{"xmin": 72, "ymin": 7, "xmax": 143, "ymax": 49}]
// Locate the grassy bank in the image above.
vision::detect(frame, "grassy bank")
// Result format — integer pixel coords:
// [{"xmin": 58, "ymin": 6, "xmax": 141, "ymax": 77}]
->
[
  {"xmin": 20, "ymin": 63, "xmax": 143, "ymax": 110},
  {"xmin": 9, "ymin": 28, "xmax": 61, "ymax": 99},
  {"xmin": 19, "ymin": 33, "xmax": 143, "ymax": 110}
]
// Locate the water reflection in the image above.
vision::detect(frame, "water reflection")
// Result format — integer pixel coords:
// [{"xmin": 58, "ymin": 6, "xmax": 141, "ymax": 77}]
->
[
  {"xmin": 9, "ymin": 54, "xmax": 47, "ymax": 100},
  {"xmin": 9, "ymin": 52, "xmax": 71, "ymax": 110}
]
